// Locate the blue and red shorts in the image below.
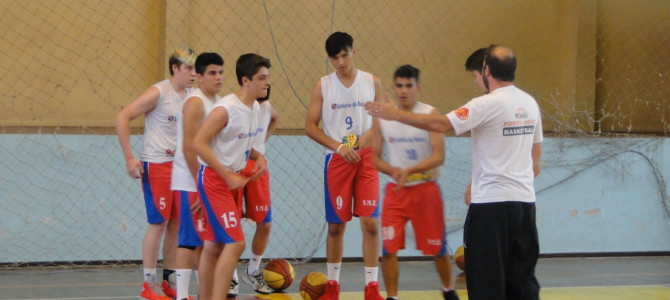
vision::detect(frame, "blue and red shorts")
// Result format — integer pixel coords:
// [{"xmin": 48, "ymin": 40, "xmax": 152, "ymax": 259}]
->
[
  {"xmin": 141, "ymin": 161, "xmax": 179, "ymax": 224},
  {"xmin": 323, "ymin": 147, "xmax": 379, "ymax": 223},
  {"xmin": 381, "ymin": 181, "xmax": 447, "ymax": 256}
]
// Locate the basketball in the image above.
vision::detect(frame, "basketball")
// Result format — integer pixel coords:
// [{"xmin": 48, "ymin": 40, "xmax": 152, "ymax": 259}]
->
[
  {"xmin": 454, "ymin": 245, "xmax": 465, "ymax": 272},
  {"xmin": 299, "ymin": 271, "xmax": 328, "ymax": 300},
  {"xmin": 262, "ymin": 259, "xmax": 295, "ymax": 291}
]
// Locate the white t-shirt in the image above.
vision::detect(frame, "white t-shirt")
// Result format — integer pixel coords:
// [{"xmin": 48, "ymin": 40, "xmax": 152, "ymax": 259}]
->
[
  {"xmin": 379, "ymin": 102, "xmax": 440, "ymax": 186},
  {"xmin": 198, "ymin": 93, "xmax": 259, "ymax": 172},
  {"xmin": 446, "ymin": 85, "xmax": 543, "ymax": 204},
  {"xmin": 320, "ymin": 70, "xmax": 375, "ymax": 153},
  {"xmin": 141, "ymin": 79, "xmax": 191, "ymax": 163},
  {"xmin": 252, "ymin": 100, "xmax": 272, "ymax": 155},
  {"xmin": 171, "ymin": 89, "xmax": 218, "ymax": 192}
]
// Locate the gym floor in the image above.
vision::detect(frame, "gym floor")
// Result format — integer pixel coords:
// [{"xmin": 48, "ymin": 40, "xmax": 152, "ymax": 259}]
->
[{"xmin": 0, "ymin": 256, "xmax": 668, "ymax": 300}]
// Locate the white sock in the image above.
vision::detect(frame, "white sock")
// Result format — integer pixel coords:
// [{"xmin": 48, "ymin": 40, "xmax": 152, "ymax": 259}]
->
[
  {"xmin": 194, "ymin": 270, "xmax": 199, "ymax": 284},
  {"xmin": 176, "ymin": 269, "xmax": 192, "ymax": 299},
  {"xmin": 143, "ymin": 268, "xmax": 157, "ymax": 282},
  {"xmin": 232, "ymin": 268, "xmax": 239, "ymax": 282},
  {"xmin": 442, "ymin": 286, "xmax": 454, "ymax": 292},
  {"xmin": 248, "ymin": 254, "xmax": 263, "ymax": 275},
  {"xmin": 364, "ymin": 266, "xmax": 378, "ymax": 284},
  {"xmin": 327, "ymin": 262, "xmax": 341, "ymax": 282}
]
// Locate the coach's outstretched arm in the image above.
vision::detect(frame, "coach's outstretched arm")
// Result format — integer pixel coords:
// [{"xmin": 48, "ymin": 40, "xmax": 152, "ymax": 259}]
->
[{"xmin": 365, "ymin": 101, "xmax": 454, "ymax": 133}]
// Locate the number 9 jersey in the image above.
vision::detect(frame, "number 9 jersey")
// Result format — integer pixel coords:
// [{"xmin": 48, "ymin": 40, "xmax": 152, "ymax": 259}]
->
[{"xmin": 320, "ymin": 69, "xmax": 375, "ymax": 153}]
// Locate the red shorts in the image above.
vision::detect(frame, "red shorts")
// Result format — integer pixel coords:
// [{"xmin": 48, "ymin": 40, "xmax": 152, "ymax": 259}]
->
[
  {"xmin": 141, "ymin": 161, "xmax": 179, "ymax": 224},
  {"xmin": 241, "ymin": 159, "xmax": 271, "ymax": 223},
  {"xmin": 324, "ymin": 147, "xmax": 379, "ymax": 223},
  {"xmin": 381, "ymin": 181, "xmax": 447, "ymax": 256},
  {"xmin": 197, "ymin": 166, "xmax": 244, "ymax": 244},
  {"xmin": 177, "ymin": 191, "xmax": 207, "ymax": 247}
]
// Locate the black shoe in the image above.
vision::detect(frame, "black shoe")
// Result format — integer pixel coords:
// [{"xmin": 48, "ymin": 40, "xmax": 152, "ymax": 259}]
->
[{"xmin": 443, "ymin": 290, "xmax": 460, "ymax": 300}]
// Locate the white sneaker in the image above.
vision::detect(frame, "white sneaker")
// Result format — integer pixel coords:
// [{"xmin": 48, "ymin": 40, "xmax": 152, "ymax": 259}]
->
[
  {"xmin": 227, "ymin": 279, "xmax": 239, "ymax": 297},
  {"xmin": 244, "ymin": 268, "xmax": 273, "ymax": 294}
]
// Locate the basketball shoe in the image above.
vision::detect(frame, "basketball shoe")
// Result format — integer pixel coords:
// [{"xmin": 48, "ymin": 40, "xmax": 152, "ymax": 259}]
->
[
  {"xmin": 245, "ymin": 268, "xmax": 273, "ymax": 294},
  {"xmin": 318, "ymin": 280, "xmax": 340, "ymax": 300},
  {"xmin": 443, "ymin": 290, "xmax": 461, "ymax": 300},
  {"xmin": 161, "ymin": 280, "xmax": 176, "ymax": 298},
  {"xmin": 227, "ymin": 279, "xmax": 239, "ymax": 297},
  {"xmin": 140, "ymin": 281, "xmax": 171, "ymax": 300},
  {"xmin": 364, "ymin": 281, "xmax": 384, "ymax": 300}
]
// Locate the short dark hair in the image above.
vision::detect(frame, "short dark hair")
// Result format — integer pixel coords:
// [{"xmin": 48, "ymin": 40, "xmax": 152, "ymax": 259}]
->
[
  {"xmin": 393, "ymin": 64, "xmax": 420, "ymax": 81},
  {"xmin": 325, "ymin": 32, "xmax": 354, "ymax": 57},
  {"xmin": 195, "ymin": 52, "xmax": 223, "ymax": 75},
  {"xmin": 465, "ymin": 48, "xmax": 487, "ymax": 72},
  {"xmin": 235, "ymin": 53, "xmax": 271, "ymax": 86},
  {"xmin": 484, "ymin": 44, "xmax": 516, "ymax": 81}
]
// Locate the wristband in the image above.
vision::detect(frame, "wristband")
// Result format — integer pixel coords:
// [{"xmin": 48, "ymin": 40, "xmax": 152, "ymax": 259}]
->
[{"xmin": 336, "ymin": 144, "xmax": 345, "ymax": 154}]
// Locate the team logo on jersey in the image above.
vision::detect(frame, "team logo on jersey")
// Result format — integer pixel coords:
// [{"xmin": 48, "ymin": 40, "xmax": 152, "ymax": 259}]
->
[
  {"xmin": 515, "ymin": 107, "xmax": 528, "ymax": 119},
  {"xmin": 167, "ymin": 115, "xmax": 176, "ymax": 122},
  {"xmin": 237, "ymin": 131, "xmax": 258, "ymax": 139},
  {"xmin": 454, "ymin": 107, "xmax": 469, "ymax": 120},
  {"xmin": 388, "ymin": 136, "xmax": 427, "ymax": 143},
  {"xmin": 331, "ymin": 101, "xmax": 365, "ymax": 110},
  {"xmin": 165, "ymin": 148, "xmax": 175, "ymax": 156}
]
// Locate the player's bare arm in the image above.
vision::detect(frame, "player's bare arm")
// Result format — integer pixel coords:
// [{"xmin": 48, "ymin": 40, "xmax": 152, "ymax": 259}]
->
[
  {"xmin": 364, "ymin": 101, "xmax": 455, "ymax": 133},
  {"xmin": 115, "ymin": 86, "xmax": 160, "ymax": 178},
  {"xmin": 357, "ymin": 76, "xmax": 384, "ymax": 149},
  {"xmin": 305, "ymin": 79, "xmax": 361, "ymax": 163},
  {"xmin": 248, "ymin": 148, "xmax": 267, "ymax": 180},
  {"xmin": 181, "ymin": 96, "xmax": 206, "ymax": 213},
  {"xmin": 265, "ymin": 105, "xmax": 279, "ymax": 141},
  {"xmin": 532, "ymin": 142, "xmax": 542, "ymax": 177},
  {"xmin": 192, "ymin": 106, "xmax": 250, "ymax": 190},
  {"xmin": 370, "ymin": 117, "xmax": 398, "ymax": 177}
]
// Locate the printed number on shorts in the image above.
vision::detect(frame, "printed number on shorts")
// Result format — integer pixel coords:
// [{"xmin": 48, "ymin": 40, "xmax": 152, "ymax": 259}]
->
[
  {"xmin": 221, "ymin": 211, "xmax": 238, "ymax": 228},
  {"xmin": 382, "ymin": 226, "xmax": 395, "ymax": 240},
  {"xmin": 336, "ymin": 195, "xmax": 343, "ymax": 210},
  {"xmin": 405, "ymin": 149, "xmax": 418, "ymax": 160},
  {"xmin": 159, "ymin": 197, "xmax": 166, "ymax": 210},
  {"xmin": 345, "ymin": 116, "xmax": 353, "ymax": 130}
]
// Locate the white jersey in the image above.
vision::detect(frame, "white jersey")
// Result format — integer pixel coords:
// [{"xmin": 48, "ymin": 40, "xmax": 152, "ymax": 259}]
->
[
  {"xmin": 171, "ymin": 89, "xmax": 218, "ymax": 192},
  {"xmin": 252, "ymin": 100, "xmax": 272, "ymax": 155},
  {"xmin": 321, "ymin": 70, "xmax": 375, "ymax": 153},
  {"xmin": 141, "ymin": 79, "xmax": 191, "ymax": 163},
  {"xmin": 446, "ymin": 85, "xmax": 543, "ymax": 204},
  {"xmin": 198, "ymin": 93, "xmax": 259, "ymax": 172},
  {"xmin": 380, "ymin": 102, "xmax": 440, "ymax": 186}
]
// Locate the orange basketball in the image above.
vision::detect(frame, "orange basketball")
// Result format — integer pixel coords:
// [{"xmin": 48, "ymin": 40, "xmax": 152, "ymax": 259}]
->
[
  {"xmin": 454, "ymin": 245, "xmax": 465, "ymax": 272},
  {"xmin": 262, "ymin": 259, "xmax": 295, "ymax": 291},
  {"xmin": 299, "ymin": 272, "xmax": 328, "ymax": 300}
]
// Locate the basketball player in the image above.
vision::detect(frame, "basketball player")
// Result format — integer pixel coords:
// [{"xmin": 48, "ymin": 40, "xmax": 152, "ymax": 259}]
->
[
  {"xmin": 304, "ymin": 32, "xmax": 384, "ymax": 300},
  {"xmin": 229, "ymin": 86, "xmax": 278, "ymax": 296},
  {"xmin": 365, "ymin": 45, "xmax": 542, "ymax": 300},
  {"xmin": 171, "ymin": 52, "xmax": 224, "ymax": 300},
  {"xmin": 115, "ymin": 47, "xmax": 197, "ymax": 300},
  {"xmin": 192, "ymin": 53, "xmax": 271, "ymax": 300},
  {"xmin": 371, "ymin": 65, "xmax": 459, "ymax": 300}
]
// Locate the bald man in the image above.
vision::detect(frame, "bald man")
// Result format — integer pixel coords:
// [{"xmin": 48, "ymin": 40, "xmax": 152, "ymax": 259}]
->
[{"xmin": 366, "ymin": 45, "xmax": 542, "ymax": 300}]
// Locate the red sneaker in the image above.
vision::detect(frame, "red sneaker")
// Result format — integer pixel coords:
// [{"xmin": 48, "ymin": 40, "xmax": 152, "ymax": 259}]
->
[
  {"xmin": 364, "ymin": 281, "xmax": 384, "ymax": 300},
  {"xmin": 140, "ymin": 281, "xmax": 171, "ymax": 300},
  {"xmin": 318, "ymin": 280, "xmax": 340, "ymax": 300},
  {"xmin": 161, "ymin": 280, "xmax": 176, "ymax": 298}
]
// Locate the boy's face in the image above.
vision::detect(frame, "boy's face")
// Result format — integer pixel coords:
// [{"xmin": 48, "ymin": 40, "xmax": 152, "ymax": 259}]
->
[
  {"xmin": 174, "ymin": 63, "xmax": 196, "ymax": 88},
  {"xmin": 247, "ymin": 66, "xmax": 271, "ymax": 99},
  {"xmin": 198, "ymin": 64, "xmax": 223, "ymax": 95},
  {"xmin": 393, "ymin": 77, "xmax": 419, "ymax": 108},
  {"xmin": 328, "ymin": 48, "xmax": 355, "ymax": 73}
]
